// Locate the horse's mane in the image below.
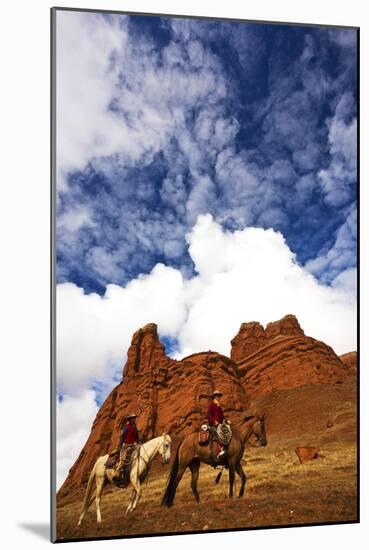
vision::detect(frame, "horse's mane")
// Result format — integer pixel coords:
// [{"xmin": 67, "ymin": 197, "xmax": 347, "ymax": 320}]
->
[
  {"xmin": 230, "ymin": 415, "xmax": 257, "ymax": 442},
  {"xmin": 232, "ymin": 414, "xmax": 256, "ymax": 428},
  {"xmin": 243, "ymin": 415, "xmax": 257, "ymax": 423},
  {"xmin": 141, "ymin": 433, "xmax": 170, "ymax": 448}
]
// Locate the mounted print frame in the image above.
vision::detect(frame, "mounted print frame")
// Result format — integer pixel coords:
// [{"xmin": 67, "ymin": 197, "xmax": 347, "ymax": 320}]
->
[{"xmin": 51, "ymin": 6, "xmax": 359, "ymax": 543}]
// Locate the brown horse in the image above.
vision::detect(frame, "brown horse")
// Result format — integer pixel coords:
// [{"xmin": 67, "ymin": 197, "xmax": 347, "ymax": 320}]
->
[{"xmin": 161, "ymin": 415, "xmax": 267, "ymax": 507}]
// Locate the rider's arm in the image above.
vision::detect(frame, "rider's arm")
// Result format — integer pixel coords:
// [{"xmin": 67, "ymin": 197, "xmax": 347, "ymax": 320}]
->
[{"xmin": 118, "ymin": 425, "xmax": 128, "ymax": 448}]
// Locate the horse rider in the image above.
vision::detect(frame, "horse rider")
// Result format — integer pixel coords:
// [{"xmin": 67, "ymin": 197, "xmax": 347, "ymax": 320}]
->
[
  {"xmin": 207, "ymin": 390, "xmax": 226, "ymax": 459},
  {"xmin": 113, "ymin": 413, "xmax": 142, "ymax": 483}
]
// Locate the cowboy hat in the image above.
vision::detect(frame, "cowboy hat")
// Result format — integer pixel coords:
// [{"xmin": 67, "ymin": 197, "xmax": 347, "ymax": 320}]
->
[
  {"xmin": 212, "ymin": 390, "xmax": 223, "ymax": 397},
  {"xmin": 126, "ymin": 413, "xmax": 138, "ymax": 419}
]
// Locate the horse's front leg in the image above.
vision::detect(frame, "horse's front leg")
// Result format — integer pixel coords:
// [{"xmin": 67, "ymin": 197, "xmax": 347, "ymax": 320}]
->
[
  {"xmin": 228, "ymin": 464, "xmax": 235, "ymax": 499},
  {"xmin": 95, "ymin": 476, "xmax": 105, "ymax": 524},
  {"xmin": 126, "ymin": 489, "xmax": 136, "ymax": 515},
  {"xmin": 126, "ymin": 467, "xmax": 141, "ymax": 513},
  {"xmin": 132, "ymin": 487, "xmax": 142, "ymax": 511},
  {"xmin": 236, "ymin": 460, "xmax": 246, "ymax": 498},
  {"xmin": 130, "ymin": 480, "xmax": 141, "ymax": 512},
  {"xmin": 189, "ymin": 460, "xmax": 200, "ymax": 503}
]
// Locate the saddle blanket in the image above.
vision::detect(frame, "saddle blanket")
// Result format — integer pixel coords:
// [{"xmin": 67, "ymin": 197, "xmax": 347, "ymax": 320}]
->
[
  {"xmin": 105, "ymin": 454, "xmax": 119, "ymax": 469},
  {"xmin": 217, "ymin": 422, "xmax": 232, "ymax": 445}
]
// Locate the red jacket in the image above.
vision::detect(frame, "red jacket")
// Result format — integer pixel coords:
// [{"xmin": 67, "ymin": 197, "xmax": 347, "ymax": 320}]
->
[
  {"xmin": 119, "ymin": 421, "xmax": 139, "ymax": 446},
  {"xmin": 207, "ymin": 400, "xmax": 224, "ymax": 425}
]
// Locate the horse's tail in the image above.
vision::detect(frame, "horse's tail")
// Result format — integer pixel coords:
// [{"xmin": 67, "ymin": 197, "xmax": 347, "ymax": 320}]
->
[
  {"xmin": 161, "ymin": 442, "xmax": 181, "ymax": 508},
  {"xmin": 77, "ymin": 460, "xmax": 97, "ymax": 525}
]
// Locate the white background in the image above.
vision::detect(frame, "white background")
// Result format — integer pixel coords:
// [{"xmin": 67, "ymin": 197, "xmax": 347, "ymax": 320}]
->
[{"xmin": 0, "ymin": 0, "xmax": 367, "ymax": 548}]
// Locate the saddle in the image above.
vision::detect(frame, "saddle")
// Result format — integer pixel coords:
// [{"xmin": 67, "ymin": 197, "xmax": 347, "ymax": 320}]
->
[
  {"xmin": 198, "ymin": 423, "xmax": 210, "ymax": 446},
  {"xmin": 216, "ymin": 421, "xmax": 232, "ymax": 445},
  {"xmin": 198, "ymin": 421, "xmax": 232, "ymax": 466},
  {"xmin": 105, "ymin": 448, "xmax": 119, "ymax": 469}
]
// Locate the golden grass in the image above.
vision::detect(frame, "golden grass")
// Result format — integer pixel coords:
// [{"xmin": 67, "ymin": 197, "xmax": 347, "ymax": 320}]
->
[{"xmin": 56, "ymin": 441, "xmax": 357, "ymax": 541}]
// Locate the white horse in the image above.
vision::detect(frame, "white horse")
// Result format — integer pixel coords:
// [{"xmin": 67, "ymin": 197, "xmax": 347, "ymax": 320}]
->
[{"xmin": 77, "ymin": 433, "xmax": 171, "ymax": 525}]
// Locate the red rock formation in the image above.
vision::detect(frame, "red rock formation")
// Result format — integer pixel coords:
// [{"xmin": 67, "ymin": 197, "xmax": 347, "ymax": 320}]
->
[
  {"xmin": 231, "ymin": 315, "xmax": 349, "ymax": 399},
  {"xmin": 236, "ymin": 334, "xmax": 350, "ymax": 399},
  {"xmin": 58, "ymin": 315, "xmax": 351, "ymax": 497},
  {"xmin": 231, "ymin": 315, "xmax": 304, "ymax": 362},
  {"xmin": 340, "ymin": 352, "xmax": 357, "ymax": 373},
  {"xmin": 265, "ymin": 314, "xmax": 304, "ymax": 339},
  {"xmin": 230, "ymin": 322, "xmax": 267, "ymax": 362}
]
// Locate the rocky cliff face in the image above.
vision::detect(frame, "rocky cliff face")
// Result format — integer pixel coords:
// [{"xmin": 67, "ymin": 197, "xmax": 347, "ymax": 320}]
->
[
  {"xmin": 236, "ymin": 334, "xmax": 350, "ymax": 398},
  {"xmin": 58, "ymin": 315, "xmax": 353, "ymax": 497}
]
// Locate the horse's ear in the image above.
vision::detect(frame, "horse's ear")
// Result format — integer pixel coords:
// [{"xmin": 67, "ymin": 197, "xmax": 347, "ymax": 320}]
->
[{"xmin": 162, "ymin": 431, "xmax": 166, "ymax": 436}]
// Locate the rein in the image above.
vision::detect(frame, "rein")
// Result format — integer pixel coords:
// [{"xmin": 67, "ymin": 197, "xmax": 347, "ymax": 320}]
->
[
  {"xmin": 137, "ymin": 437, "xmax": 168, "ymax": 469},
  {"xmin": 136, "ymin": 437, "xmax": 168, "ymax": 487}
]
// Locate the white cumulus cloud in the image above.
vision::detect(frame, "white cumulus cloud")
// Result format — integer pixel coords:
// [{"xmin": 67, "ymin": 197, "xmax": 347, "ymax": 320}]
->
[{"xmin": 57, "ymin": 391, "xmax": 99, "ymax": 490}]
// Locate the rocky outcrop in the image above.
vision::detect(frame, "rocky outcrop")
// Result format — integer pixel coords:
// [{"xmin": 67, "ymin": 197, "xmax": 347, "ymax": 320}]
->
[
  {"xmin": 265, "ymin": 314, "xmax": 304, "ymax": 339},
  {"xmin": 295, "ymin": 446, "xmax": 320, "ymax": 463},
  {"xmin": 231, "ymin": 322, "xmax": 267, "ymax": 362},
  {"xmin": 340, "ymin": 352, "xmax": 357, "ymax": 373},
  {"xmin": 231, "ymin": 314, "xmax": 349, "ymax": 399},
  {"xmin": 124, "ymin": 323, "xmax": 169, "ymax": 377},
  {"xmin": 231, "ymin": 315, "xmax": 304, "ymax": 362},
  {"xmin": 58, "ymin": 315, "xmax": 353, "ymax": 497}
]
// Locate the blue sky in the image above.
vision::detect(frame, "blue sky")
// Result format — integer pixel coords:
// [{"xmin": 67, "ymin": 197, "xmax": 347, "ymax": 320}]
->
[{"xmin": 57, "ymin": 14, "xmax": 357, "ymax": 295}]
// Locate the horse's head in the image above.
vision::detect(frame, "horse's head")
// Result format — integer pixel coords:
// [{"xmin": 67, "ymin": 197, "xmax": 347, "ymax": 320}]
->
[
  {"xmin": 250, "ymin": 415, "xmax": 267, "ymax": 447},
  {"xmin": 158, "ymin": 433, "xmax": 171, "ymax": 464}
]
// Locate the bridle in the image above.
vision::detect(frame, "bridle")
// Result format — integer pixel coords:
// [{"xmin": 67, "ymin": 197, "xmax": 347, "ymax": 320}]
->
[
  {"xmin": 248, "ymin": 418, "xmax": 265, "ymax": 448},
  {"xmin": 158, "ymin": 435, "xmax": 170, "ymax": 464},
  {"xmin": 139, "ymin": 435, "xmax": 170, "ymax": 467}
]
